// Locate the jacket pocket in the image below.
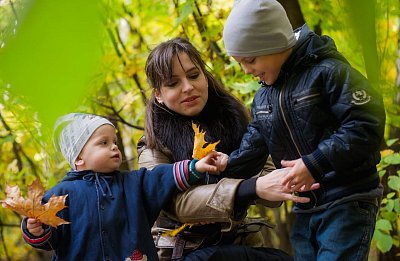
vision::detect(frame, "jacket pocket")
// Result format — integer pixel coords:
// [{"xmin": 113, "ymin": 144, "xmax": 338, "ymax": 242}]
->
[
  {"xmin": 254, "ymin": 105, "xmax": 273, "ymax": 137},
  {"xmin": 292, "ymin": 91, "xmax": 327, "ymax": 127},
  {"xmin": 254, "ymin": 104, "xmax": 273, "ymax": 120},
  {"xmin": 293, "ymin": 92, "xmax": 321, "ymax": 109}
]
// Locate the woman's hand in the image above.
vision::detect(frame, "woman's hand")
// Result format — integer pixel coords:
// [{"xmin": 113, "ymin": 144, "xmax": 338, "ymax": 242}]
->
[{"xmin": 256, "ymin": 168, "xmax": 320, "ymax": 203}]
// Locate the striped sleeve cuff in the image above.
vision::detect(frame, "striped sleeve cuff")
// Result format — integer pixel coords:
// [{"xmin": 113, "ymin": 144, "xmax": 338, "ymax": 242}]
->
[
  {"xmin": 173, "ymin": 160, "xmax": 191, "ymax": 191},
  {"xmin": 21, "ymin": 217, "xmax": 52, "ymax": 246},
  {"xmin": 302, "ymin": 148, "xmax": 332, "ymax": 181},
  {"xmin": 173, "ymin": 160, "xmax": 205, "ymax": 191}
]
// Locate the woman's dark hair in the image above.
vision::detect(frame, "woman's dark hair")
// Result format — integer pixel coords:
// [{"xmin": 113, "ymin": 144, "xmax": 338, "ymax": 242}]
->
[{"xmin": 144, "ymin": 37, "xmax": 249, "ymax": 161}]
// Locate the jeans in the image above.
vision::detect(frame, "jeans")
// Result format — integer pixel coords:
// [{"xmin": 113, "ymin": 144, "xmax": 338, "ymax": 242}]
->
[{"xmin": 290, "ymin": 200, "xmax": 378, "ymax": 261}]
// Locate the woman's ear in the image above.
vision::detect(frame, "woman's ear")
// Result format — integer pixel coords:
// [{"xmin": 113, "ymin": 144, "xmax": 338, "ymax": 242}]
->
[{"xmin": 154, "ymin": 91, "xmax": 163, "ymax": 104}]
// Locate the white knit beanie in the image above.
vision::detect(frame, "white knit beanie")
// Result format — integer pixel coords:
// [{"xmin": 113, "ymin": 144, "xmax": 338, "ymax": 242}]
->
[
  {"xmin": 223, "ymin": 0, "xmax": 296, "ymax": 57},
  {"xmin": 53, "ymin": 113, "xmax": 114, "ymax": 169}
]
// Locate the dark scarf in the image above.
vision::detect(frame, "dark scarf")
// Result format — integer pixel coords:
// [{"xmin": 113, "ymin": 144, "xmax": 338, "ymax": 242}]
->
[{"xmin": 152, "ymin": 92, "xmax": 248, "ymax": 161}]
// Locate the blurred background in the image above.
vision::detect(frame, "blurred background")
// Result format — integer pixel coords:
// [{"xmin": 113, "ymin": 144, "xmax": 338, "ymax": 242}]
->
[{"xmin": 0, "ymin": 0, "xmax": 399, "ymax": 260}]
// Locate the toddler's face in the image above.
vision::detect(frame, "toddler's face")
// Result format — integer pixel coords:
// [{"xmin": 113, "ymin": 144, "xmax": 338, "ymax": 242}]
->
[
  {"xmin": 75, "ymin": 124, "xmax": 122, "ymax": 173},
  {"xmin": 233, "ymin": 49, "xmax": 291, "ymax": 85}
]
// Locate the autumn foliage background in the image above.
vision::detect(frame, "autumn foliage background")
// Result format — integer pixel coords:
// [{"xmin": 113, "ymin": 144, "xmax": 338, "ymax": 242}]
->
[{"xmin": 0, "ymin": 0, "xmax": 399, "ymax": 260}]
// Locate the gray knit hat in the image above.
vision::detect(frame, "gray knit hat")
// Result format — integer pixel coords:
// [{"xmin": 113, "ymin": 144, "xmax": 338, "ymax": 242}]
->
[
  {"xmin": 223, "ymin": 0, "xmax": 296, "ymax": 57},
  {"xmin": 53, "ymin": 113, "xmax": 114, "ymax": 169}
]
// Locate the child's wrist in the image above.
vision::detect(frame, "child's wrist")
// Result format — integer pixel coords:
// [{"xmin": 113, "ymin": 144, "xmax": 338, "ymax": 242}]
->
[{"xmin": 189, "ymin": 159, "xmax": 204, "ymax": 182}]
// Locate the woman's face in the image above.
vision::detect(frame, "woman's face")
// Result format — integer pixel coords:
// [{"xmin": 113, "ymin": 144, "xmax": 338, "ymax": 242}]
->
[{"xmin": 155, "ymin": 53, "xmax": 208, "ymax": 117}]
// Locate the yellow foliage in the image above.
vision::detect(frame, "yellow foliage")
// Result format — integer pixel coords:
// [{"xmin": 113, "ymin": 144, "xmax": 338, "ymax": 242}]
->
[
  {"xmin": 1, "ymin": 179, "xmax": 69, "ymax": 227},
  {"xmin": 192, "ymin": 123, "xmax": 220, "ymax": 160}
]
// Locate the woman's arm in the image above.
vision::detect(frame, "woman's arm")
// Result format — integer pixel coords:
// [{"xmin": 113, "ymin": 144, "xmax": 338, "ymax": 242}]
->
[
  {"xmin": 138, "ymin": 138, "xmax": 285, "ymax": 225},
  {"xmin": 138, "ymin": 141, "xmax": 244, "ymax": 226}
]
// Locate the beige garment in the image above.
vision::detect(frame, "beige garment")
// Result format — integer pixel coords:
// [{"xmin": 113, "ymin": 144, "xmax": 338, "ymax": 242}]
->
[
  {"xmin": 138, "ymin": 146, "xmax": 242, "ymax": 226},
  {"xmin": 138, "ymin": 139, "xmax": 280, "ymax": 260}
]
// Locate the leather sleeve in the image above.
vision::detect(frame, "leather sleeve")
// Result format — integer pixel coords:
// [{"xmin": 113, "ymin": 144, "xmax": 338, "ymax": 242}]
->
[
  {"xmin": 165, "ymin": 178, "xmax": 244, "ymax": 231},
  {"xmin": 137, "ymin": 141, "xmax": 243, "ymax": 226}
]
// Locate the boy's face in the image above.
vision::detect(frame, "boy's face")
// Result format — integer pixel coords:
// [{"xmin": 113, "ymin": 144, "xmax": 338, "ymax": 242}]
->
[
  {"xmin": 75, "ymin": 124, "xmax": 122, "ymax": 173},
  {"xmin": 233, "ymin": 49, "xmax": 291, "ymax": 85}
]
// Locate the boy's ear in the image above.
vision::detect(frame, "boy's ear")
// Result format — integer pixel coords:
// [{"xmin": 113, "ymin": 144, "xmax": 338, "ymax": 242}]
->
[{"xmin": 75, "ymin": 158, "xmax": 84, "ymax": 166}]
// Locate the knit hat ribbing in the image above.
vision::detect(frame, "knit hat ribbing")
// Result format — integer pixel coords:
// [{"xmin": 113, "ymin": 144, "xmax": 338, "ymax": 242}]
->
[
  {"xmin": 223, "ymin": 0, "xmax": 296, "ymax": 57},
  {"xmin": 53, "ymin": 113, "xmax": 114, "ymax": 169}
]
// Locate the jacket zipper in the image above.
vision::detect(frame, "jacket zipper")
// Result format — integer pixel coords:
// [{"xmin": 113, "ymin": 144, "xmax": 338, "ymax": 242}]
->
[
  {"xmin": 279, "ymin": 84, "xmax": 301, "ymax": 156},
  {"xmin": 279, "ymin": 84, "xmax": 318, "ymax": 207}
]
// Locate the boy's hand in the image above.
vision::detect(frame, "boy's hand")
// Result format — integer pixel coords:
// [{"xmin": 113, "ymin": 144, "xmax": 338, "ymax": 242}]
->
[
  {"xmin": 26, "ymin": 218, "xmax": 45, "ymax": 237},
  {"xmin": 195, "ymin": 151, "xmax": 226, "ymax": 174},
  {"xmin": 215, "ymin": 152, "xmax": 228, "ymax": 172},
  {"xmin": 280, "ymin": 158, "xmax": 316, "ymax": 192}
]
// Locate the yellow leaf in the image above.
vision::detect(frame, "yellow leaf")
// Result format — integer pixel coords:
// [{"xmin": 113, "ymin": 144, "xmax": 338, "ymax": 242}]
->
[
  {"xmin": 0, "ymin": 179, "xmax": 69, "ymax": 227},
  {"xmin": 380, "ymin": 149, "xmax": 394, "ymax": 157},
  {"xmin": 162, "ymin": 223, "xmax": 193, "ymax": 237},
  {"xmin": 192, "ymin": 123, "xmax": 220, "ymax": 160}
]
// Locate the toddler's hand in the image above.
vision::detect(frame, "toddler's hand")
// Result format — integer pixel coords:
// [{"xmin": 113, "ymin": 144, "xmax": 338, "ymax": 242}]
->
[
  {"xmin": 195, "ymin": 151, "xmax": 225, "ymax": 174},
  {"xmin": 26, "ymin": 218, "xmax": 45, "ymax": 237}
]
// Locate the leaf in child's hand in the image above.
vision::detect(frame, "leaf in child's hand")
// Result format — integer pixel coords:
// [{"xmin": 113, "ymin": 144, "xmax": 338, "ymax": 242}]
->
[
  {"xmin": 0, "ymin": 179, "xmax": 69, "ymax": 227},
  {"xmin": 192, "ymin": 123, "xmax": 220, "ymax": 160}
]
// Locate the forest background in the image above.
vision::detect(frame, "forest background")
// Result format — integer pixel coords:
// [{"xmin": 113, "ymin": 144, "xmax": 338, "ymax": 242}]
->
[{"xmin": 0, "ymin": 0, "xmax": 399, "ymax": 260}]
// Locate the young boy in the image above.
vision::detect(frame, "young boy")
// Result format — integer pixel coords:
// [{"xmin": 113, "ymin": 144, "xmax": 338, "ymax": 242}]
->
[
  {"xmin": 222, "ymin": 0, "xmax": 386, "ymax": 260},
  {"xmin": 20, "ymin": 113, "xmax": 222, "ymax": 261}
]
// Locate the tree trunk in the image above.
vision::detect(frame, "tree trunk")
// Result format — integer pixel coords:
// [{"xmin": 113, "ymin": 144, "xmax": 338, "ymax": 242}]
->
[{"xmin": 278, "ymin": 0, "xmax": 305, "ymax": 29}]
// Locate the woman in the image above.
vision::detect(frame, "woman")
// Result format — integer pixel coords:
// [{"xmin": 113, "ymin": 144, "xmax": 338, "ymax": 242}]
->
[{"xmin": 138, "ymin": 37, "xmax": 318, "ymax": 260}]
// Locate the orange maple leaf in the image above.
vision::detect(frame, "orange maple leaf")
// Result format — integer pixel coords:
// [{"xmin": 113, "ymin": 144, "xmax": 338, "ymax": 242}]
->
[
  {"xmin": 192, "ymin": 123, "xmax": 220, "ymax": 160},
  {"xmin": 0, "ymin": 179, "xmax": 69, "ymax": 227}
]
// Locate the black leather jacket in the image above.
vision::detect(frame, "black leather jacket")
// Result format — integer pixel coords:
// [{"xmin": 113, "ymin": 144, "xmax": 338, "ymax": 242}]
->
[{"xmin": 226, "ymin": 24, "xmax": 386, "ymax": 209}]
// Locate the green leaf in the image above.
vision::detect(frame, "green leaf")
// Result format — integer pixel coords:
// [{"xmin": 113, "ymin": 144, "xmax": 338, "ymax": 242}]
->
[
  {"xmin": 386, "ymin": 138, "xmax": 399, "ymax": 147},
  {"xmin": 388, "ymin": 176, "xmax": 400, "ymax": 191},
  {"xmin": 383, "ymin": 153, "xmax": 400, "ymax": 165},
  {"xmin": 375, "ymin": 219, "xmax": 392, "ymax": 232},
  {"xmin": 174, "ymin": 0, "xmax": 193, "ymax": 28},
  {"xmin": 378, "ymin": 169, "xmax": 387, "ymax": 178},
  {"xmin": 387, "ymin": 192, "xmax": 396, "ymax": 199},
  {"xmin": 394, "ymin": 198, "xmax": 400, "ymax": 213},
  {"xmin": 384, "ymin": 153, "xmax": 400, "ymax": 165},
  {"xmin": 385, "ymin": 199, "xmax": 394, "ymax": 212},
  {"xmin": 0, "ymin": 0, "xmax": 102, "ymax": 133},
  {"xmin": 0, "ymin": 134, "xmax": 15, "ymax": 145},
  {"xmin": 373, "ymin": 230, "xmax": 393, "ymax": 253},
  {"xmin": 381, "ymin": 211, "xmax": 397, "ymax": 221}
]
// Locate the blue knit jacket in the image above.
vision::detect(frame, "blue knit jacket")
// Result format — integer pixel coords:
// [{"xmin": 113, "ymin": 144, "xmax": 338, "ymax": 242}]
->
[{"xmin": 21, "ymin": 160, "xmax": 197, "ymax": 261}]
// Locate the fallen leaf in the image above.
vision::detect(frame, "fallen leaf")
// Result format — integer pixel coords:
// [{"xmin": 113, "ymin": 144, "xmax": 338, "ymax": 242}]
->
[
  {"xmin": 0, "ymin": 179, "xmax": 69, "ymax": 227},
  {"xmin": 162, "ymin": 223, "xmax": 193, "ymax": 237},
  {"xmin": 192, "ymin": 123, "xmax": 220, "ymax": 160}
]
